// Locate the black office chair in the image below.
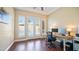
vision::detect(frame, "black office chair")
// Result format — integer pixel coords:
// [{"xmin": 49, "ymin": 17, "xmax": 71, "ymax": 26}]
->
[{"xmin": 47, "ymin": 32, "xmax": 57, "ymax": 48}]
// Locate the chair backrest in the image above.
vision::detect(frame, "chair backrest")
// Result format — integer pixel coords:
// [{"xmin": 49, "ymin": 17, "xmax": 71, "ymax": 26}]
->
[
  {"xmin": 47, "ymin": 32, "xmax": 56, "ymax": 42},
  {"xmin": 47, "ymin": 32, "xmax": 52, "ymax": 42},
  {"xmin": 47, "ymin": 32, "xmax": 52, "ymax": 36}
]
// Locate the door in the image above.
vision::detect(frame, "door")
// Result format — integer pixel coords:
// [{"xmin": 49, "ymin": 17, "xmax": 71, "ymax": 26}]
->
[
  {"xmin": 17, "ymin": 16, "xmax": 44, "ymax": 40},
  {"xmin": 27, "ymin": 16, "xmax": 35, "ymax": 38},
  {"xmin": 27, "ymin": 16, "xmax": 41, "ymax": 39},
  {"xmin": 18, "ymin": 16, "xmax": 26, "ymax": 39}
]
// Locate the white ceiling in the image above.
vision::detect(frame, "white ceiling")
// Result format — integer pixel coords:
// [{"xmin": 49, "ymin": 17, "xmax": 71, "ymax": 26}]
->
[{"xmin": 15, "ymin": 7, "xmax": 59, "ymax": 15}]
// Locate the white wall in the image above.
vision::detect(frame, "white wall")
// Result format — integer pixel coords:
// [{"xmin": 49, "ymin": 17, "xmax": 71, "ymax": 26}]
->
[
  {"xmin": 48, "ymin": 7, "xmax": 79, "ymax": 35},
  {"xmin": 0, "ymin": 7, "xmax": 15, "ymax": 51}
]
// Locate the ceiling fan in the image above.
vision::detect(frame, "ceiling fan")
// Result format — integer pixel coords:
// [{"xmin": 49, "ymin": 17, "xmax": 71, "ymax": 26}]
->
[
  {"xmin": 33, "ymin": 7, "xmax": 44, "ymax": 11},
  {"xmin": 41, "ymin": 7, "xmax": 44, "ymax": 11}
]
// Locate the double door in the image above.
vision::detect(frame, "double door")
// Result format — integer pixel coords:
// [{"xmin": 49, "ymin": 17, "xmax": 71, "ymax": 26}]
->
[{"xmin": 17, "ymin": 16, "xmax": 42, "ymax": 39}]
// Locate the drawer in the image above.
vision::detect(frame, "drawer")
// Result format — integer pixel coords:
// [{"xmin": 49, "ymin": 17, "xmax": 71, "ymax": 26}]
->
[{"xmin": 74, "ymin": 43, "xmax": 79, "ymax": 51}]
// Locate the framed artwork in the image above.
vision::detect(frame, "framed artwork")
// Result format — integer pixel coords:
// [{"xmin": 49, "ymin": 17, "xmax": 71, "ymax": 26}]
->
[
  {"xmin": 0, "ymin": 14, "xmax": 2, "ymax": 22},
  {"xmin": 0, "ymin": 14, "xmax": 10, "ymax": 24}
]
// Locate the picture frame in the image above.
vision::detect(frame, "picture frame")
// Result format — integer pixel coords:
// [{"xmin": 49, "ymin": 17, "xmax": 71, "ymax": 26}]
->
[{"xmin": 0, "ymin": 14, "xmax": 10, "ymax": 24}]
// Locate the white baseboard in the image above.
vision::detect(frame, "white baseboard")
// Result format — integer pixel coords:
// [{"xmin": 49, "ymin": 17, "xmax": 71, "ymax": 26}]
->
[
  {"xmin": 14, "ymin": 38, "xmax": 37, "ymax": 42},
  {"xmin": 14, "ymin": 39, "xmax": 27, "ymax": 42},
  {"xmin": 5, "ymin": 41, "xmax": 14, "ymax": 51},
  {"xmin": 14, "ymin": 37, "xmax": 45, "ymax": 42}
]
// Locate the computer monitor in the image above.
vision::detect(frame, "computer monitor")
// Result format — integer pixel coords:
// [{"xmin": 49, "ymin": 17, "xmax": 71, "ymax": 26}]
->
[{"xmin": 52, "ymin": 28, "xmax": 58, "ymax": 32}]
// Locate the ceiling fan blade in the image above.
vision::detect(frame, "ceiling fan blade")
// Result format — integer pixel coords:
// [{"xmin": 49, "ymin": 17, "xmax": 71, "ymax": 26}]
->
[
  {"xmin": 33, "ymin": 7, "xmax": 36, "ymax": 9},
  {"xmin": 41, "ymin": 7, "xmax": 44, "ymax": 11},
  {"xmin": 33, "ymin": 7, "xmax": 44, "ymax": 11}
]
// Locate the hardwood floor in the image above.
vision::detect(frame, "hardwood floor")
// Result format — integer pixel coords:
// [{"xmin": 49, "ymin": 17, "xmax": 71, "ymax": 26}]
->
[{"xmin": 9, "ymin": 38, "xmax": 62, "ymax": 51}]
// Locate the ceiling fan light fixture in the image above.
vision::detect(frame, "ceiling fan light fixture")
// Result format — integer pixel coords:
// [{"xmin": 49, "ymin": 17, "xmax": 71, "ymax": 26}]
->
[
  {"xmin": 33, "ymin": 7, "xmax": 44, "ymax": 11},
  {"xmin": 41, "ymin": 7, "xmax": 44, "ymax": 11}
]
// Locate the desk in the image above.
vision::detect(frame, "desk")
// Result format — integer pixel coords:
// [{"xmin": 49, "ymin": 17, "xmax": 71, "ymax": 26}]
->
[{"xmin": 55, "ymin": 35, "xmax": 74, "ymax": 51}]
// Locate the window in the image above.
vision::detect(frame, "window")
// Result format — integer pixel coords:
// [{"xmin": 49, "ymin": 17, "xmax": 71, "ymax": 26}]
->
[
  {"xmin": 34, "ymin": 17, "xmax": 41, "ymax": 35},
  {"xmin": 18, "ymin": 16, "xmax": 25, "ymax": 38},
  {"xmin": 27, "ymin": 16, "xmax": 34, "ymax": 37},
  {"xmin": 17, "ymin": 15, "xmax": 44, "ymax": 39},
  {"xmin": 27, "ymin": 16, "xmax": 41, "ymax": 37}
]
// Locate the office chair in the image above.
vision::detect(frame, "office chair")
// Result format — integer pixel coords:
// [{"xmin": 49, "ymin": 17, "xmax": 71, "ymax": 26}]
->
[{"xmin": 47, "ymin": 32, "xmax": 57, "ymax": 48}]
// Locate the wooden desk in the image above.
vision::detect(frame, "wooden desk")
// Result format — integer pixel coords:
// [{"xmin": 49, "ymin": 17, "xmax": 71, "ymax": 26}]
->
[{"xmin": 55, "ymin": 35, "xmax": 74, "ymax": 51}]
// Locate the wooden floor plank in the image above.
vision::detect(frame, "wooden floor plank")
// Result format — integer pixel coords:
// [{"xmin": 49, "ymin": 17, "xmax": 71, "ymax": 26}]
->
[{"xmin": 9, "ymin": 39, "xmax": 62, "ymax": 51}]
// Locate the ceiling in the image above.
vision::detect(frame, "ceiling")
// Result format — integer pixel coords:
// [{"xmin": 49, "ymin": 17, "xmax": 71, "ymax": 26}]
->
[{"xmin": 15, "ymin": 7, "xmax": 59, "ymax": 15}]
